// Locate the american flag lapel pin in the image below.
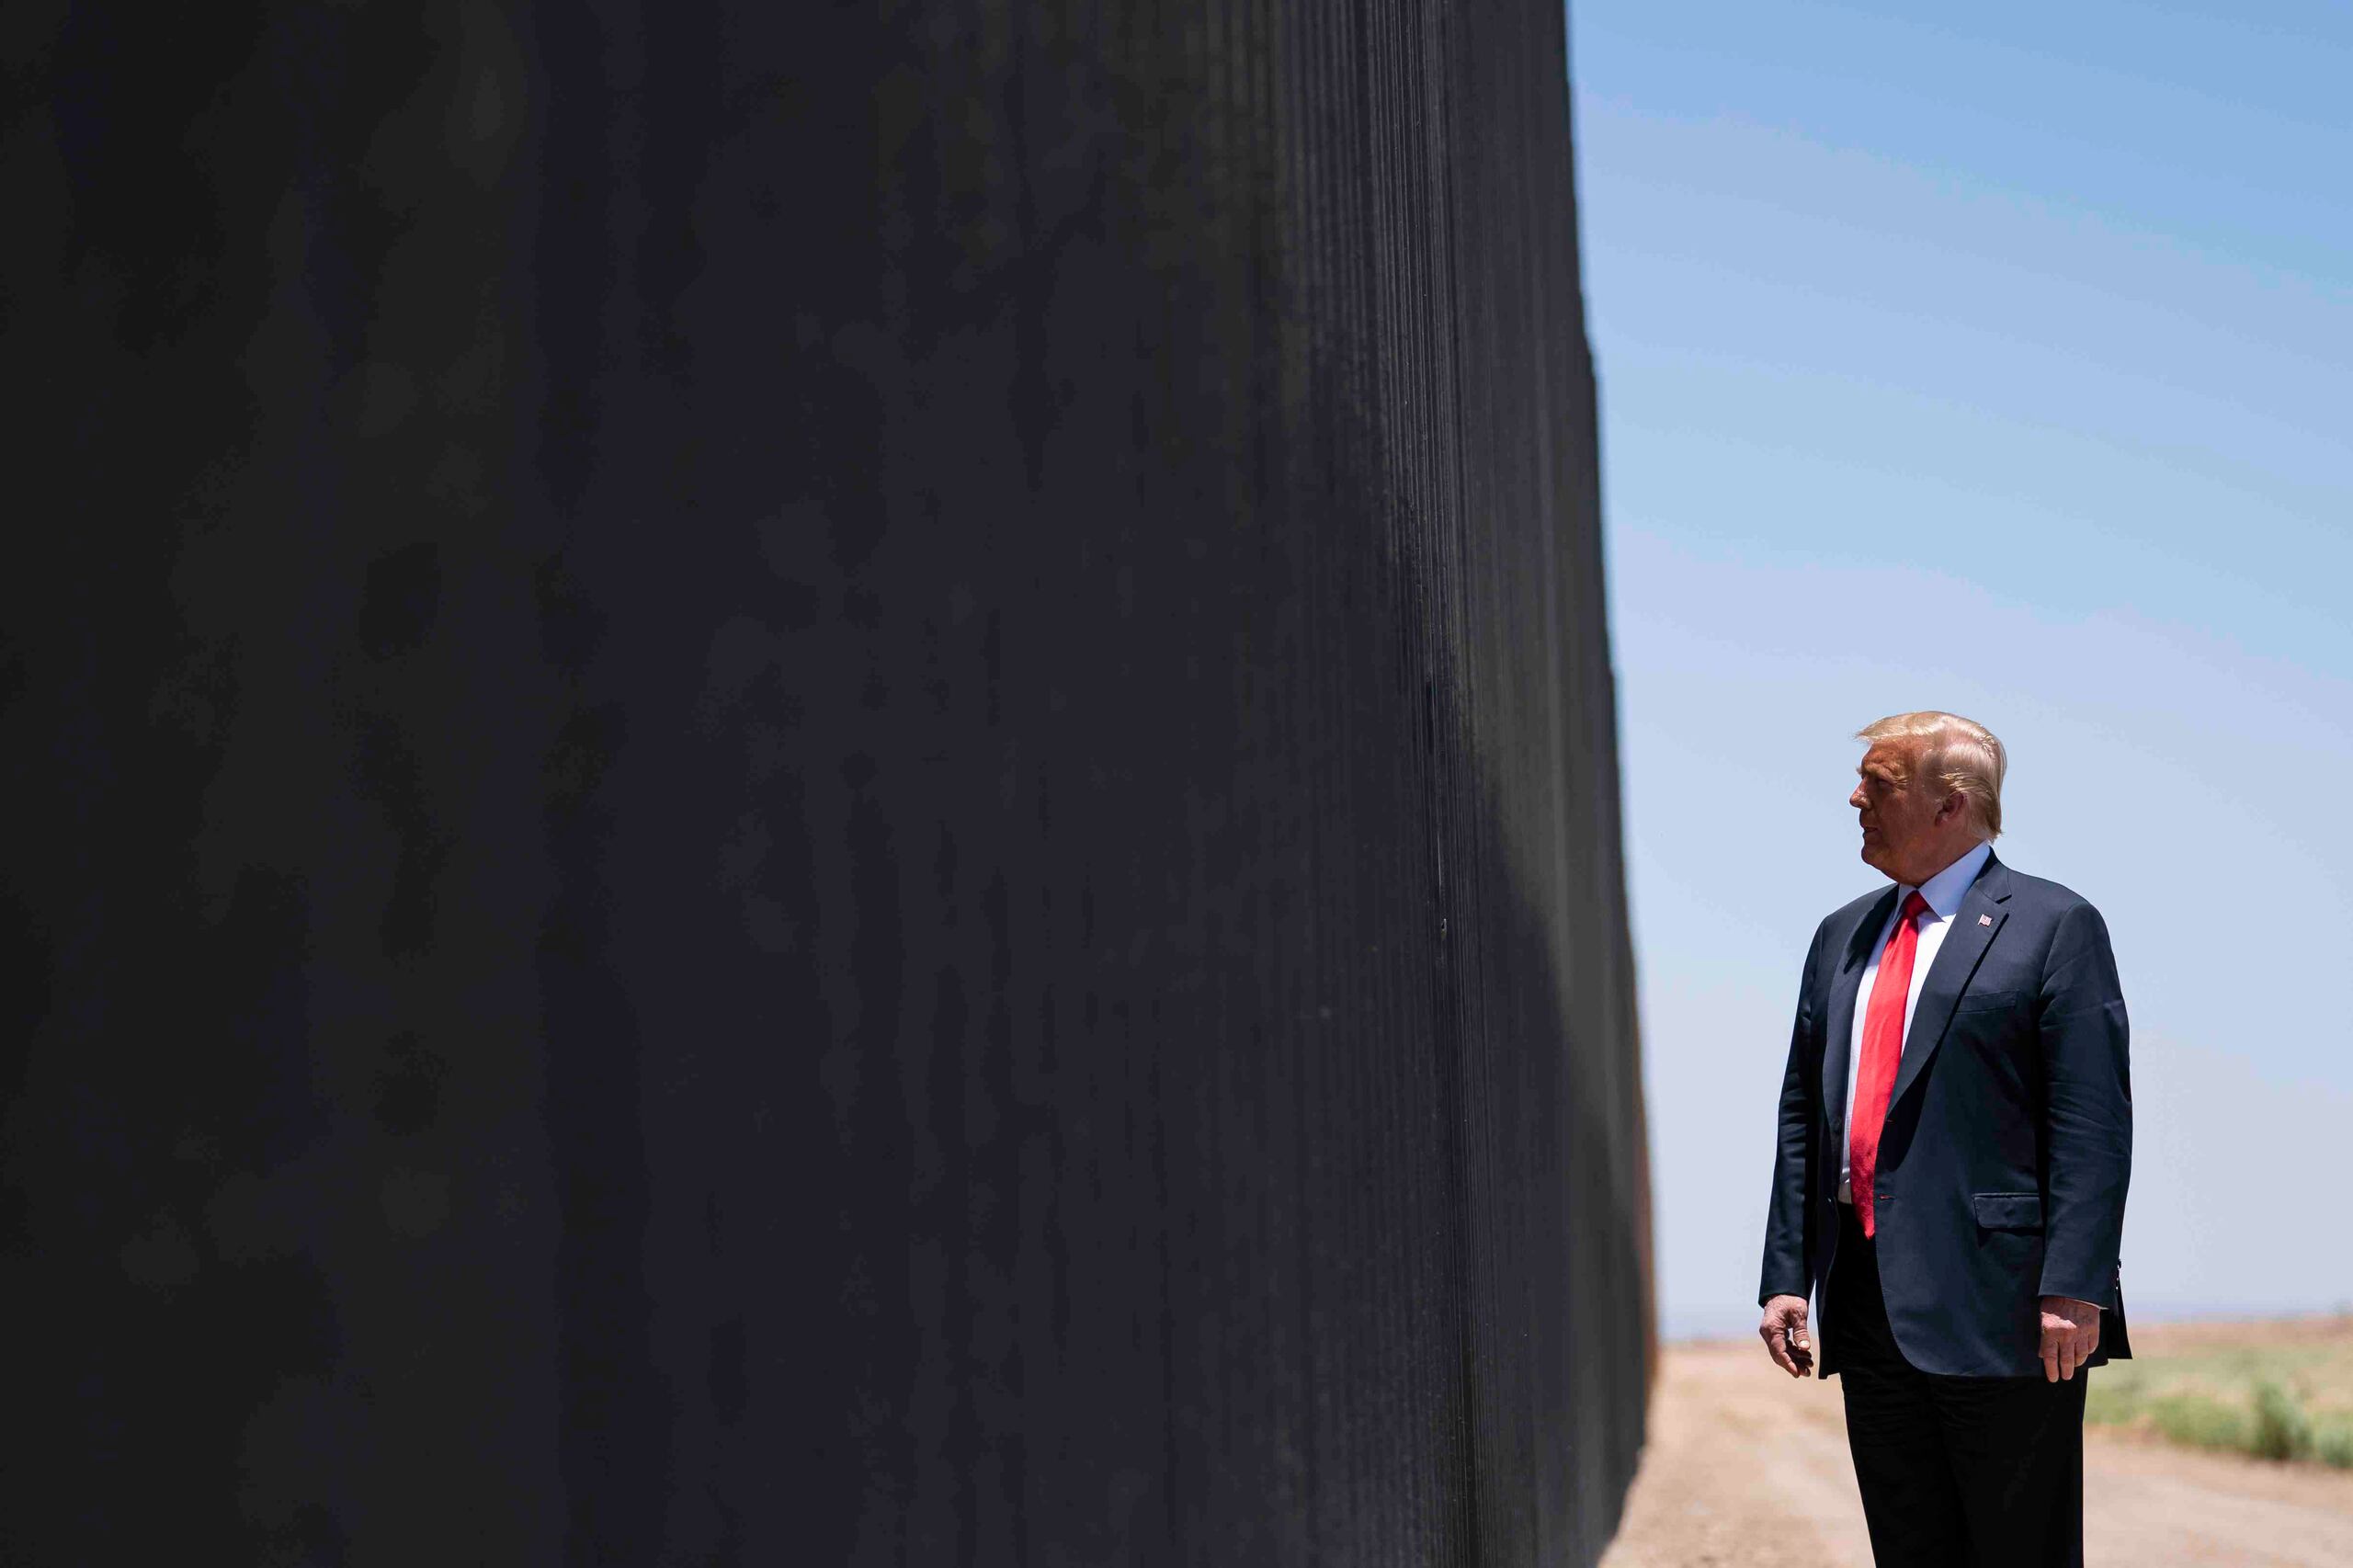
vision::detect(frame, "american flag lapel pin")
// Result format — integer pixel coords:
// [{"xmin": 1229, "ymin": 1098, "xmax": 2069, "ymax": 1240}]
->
[{"xmin": 1978, "ymin": 914, "xmax": 1993, "ymax": 926}]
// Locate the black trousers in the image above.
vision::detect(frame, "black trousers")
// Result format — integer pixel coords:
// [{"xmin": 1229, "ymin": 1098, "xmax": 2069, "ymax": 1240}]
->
[{"xmin": 1828, "ymin": 1203, "xmax": 2086, "ymax": 1568}]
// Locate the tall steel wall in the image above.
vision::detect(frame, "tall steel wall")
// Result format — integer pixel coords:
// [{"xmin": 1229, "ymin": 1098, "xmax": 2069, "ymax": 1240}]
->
[{"xmin": 3, "ymin": 1, "xmax": 1648, "ymax": 1563}]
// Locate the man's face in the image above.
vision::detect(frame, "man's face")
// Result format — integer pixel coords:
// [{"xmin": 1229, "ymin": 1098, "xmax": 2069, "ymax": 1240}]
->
[{"xmin": 1849, "ymin": 739, "xmax": 1943, "ymax": 881}]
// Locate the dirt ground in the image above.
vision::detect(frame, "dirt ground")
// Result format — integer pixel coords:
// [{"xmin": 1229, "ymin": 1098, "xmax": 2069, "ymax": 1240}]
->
[{"xmin": 1600, "ymin": 1324, "xmax": 2353, "ymax": 1567}]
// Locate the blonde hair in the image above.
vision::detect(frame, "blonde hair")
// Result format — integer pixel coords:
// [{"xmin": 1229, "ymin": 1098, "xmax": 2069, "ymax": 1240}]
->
[{"xmin": 1856, "ymin": 710, "xmax": 2007, "ymax": 839}]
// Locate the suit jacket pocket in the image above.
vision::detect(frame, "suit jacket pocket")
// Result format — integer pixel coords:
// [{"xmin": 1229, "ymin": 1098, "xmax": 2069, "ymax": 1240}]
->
[{"xmin": 1972, "ymin": 1190, "xmax": 2043, "ymax": 1232}]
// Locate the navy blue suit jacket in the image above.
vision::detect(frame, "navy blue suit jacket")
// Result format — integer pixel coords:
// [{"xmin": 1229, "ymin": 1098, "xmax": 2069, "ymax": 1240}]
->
[{"xmin": 1757, "ymin": 849, "xmax": 2134, "ymax": 1377}]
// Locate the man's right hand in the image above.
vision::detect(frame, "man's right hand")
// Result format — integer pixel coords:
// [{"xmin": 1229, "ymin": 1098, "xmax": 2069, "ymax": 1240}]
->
[{"xmin": 1760, "ymin": 1294, "xmax": 1813, "ymax": 1378}]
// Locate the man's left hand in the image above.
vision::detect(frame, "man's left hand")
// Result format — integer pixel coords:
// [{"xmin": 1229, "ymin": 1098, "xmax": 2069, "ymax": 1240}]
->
[{"xmin": 2038, "ymin": 1295, "xmax": 2101, "ymax": 1382}]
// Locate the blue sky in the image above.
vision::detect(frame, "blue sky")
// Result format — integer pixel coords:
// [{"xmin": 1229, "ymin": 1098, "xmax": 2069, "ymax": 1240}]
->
[{"xmin": 1565, "ymin": 1, "xmax": 2353, "ymax": 1335}]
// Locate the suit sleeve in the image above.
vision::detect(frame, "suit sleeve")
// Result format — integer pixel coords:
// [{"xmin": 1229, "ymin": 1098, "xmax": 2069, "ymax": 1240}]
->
[
  {"xmin": 2037, "ymin": 899, "xmax": 2132, "ymax": 1308},
  {"xmin": 1758, "ymin": 917, "xmax": 1829, "ymax": 1307}
]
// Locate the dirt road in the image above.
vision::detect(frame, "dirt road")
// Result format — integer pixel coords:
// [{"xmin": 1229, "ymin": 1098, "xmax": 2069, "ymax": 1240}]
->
[{"xmin": 1600, "ymin": 1339, "xmax": 2353, "ymax": 1567}]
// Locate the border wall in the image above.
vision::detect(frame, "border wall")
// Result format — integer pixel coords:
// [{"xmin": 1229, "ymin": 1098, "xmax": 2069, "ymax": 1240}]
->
[{"xmin": 3, "ymin": 1, "xmax": 1650, "ymax": 1562}]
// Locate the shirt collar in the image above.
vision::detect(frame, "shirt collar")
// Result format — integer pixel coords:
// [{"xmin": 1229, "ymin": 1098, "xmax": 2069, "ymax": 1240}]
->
[{"xmin": 1907, "ymin": 838, "xmax": 1994, "ymax": 921}]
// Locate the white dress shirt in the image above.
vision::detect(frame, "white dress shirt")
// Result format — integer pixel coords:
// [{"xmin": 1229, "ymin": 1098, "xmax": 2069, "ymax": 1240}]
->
[{"xmin": 1837, "ymin": 837, "xmax": 1995, "ymax": 1203}]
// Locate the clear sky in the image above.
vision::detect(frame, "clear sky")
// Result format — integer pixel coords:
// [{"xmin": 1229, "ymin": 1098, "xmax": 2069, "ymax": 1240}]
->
[{"xmin": 1565, "ymin": 0, "xmax": 2353, "ymax": 1337}]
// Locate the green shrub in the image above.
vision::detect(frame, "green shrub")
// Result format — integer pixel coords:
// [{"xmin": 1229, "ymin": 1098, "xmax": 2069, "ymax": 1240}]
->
[
  {"xmin": 2313, "ymin": 1416, "xmax": 2353, "ymax": 1471},
  {"xmin": 2070, "ymin": 1332, "xmax": 2353, "ymax": 1469},
  {"xmin": 2083, "ymin": 1371, "xmax": 2144, "ymax": 1426},
  {"xmin": 2249, "ymin": 1381, "xmax": 2313, "ymax": 1462},
  {"xmin": 2146, "ymin": 1392, "xmax": 2251, "ymax": 1454}
]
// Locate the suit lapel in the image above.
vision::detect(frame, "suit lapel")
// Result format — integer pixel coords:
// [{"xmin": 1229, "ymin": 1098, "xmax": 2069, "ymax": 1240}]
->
[
  {"xmin": 1820, "ymin": 885, "xmax": 1898, "ymax": 1141},
  {"xmin": 1887, "ymin": 851, "xmax": 2015, "ymax": 1110}
]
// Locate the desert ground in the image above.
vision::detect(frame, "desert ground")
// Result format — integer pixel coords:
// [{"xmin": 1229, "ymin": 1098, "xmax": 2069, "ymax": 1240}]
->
[{"xmin": 1600, "ymin": 1319, "xmax": 2353, "ymax": 1567}]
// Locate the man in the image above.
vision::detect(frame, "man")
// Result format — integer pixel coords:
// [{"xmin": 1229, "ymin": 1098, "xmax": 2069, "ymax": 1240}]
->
[{"xmin": 1756, "ymin": 711, "xmax": 2131, "ymax": 1566}]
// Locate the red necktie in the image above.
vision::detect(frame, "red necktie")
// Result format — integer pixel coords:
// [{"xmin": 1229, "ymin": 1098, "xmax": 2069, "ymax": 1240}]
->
[{"xmin": 1849, "ymin": 890, "xmax": 1932, "ymax": 1239}]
